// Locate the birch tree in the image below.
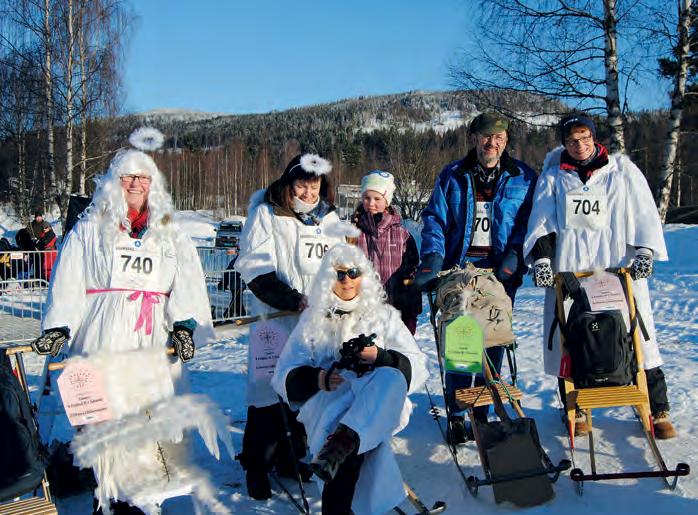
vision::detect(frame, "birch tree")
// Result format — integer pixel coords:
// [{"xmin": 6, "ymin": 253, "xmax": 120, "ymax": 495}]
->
[
  {"xmin": 656, "ymin": 0, "xmax": 695, "ymax": 220},
  {"xmin": 450, "ymin": 0, "xmax": 650, "ymax": 152}
]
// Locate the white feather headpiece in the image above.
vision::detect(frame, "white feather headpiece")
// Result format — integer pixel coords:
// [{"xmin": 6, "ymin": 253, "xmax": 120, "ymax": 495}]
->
[
  {"xmin": 299, "ymin": 153, "xmax": 332, "ymax": 175},
  {"xmin": 128, "ymin": 127, "xmax": 165, "ymax": 152}
]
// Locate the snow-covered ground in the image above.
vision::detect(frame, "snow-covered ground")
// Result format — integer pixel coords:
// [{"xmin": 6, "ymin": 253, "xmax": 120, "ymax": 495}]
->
[{"xmin": 7, "ymin": 222, "xmax": 698, "ymax": 514}]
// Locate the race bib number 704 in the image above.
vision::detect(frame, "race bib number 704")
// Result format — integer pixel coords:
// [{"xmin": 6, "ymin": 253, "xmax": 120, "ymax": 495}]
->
[{"xmin": 565, "ymin": 185, "xmax": 608, "ymax": 230}]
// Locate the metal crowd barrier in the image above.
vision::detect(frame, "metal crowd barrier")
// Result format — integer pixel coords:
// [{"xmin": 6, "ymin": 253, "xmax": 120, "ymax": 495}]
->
[
  {"xmin": 196, "ymin": 247, "xmax": 249, "ymax": 325},
  {"xmin": 0, "ymin": 248, "xmax": 55, "ymax": 344},
  {"xmin": 0, "ymin": 247, "xmax": 247, "ymax": 347}
]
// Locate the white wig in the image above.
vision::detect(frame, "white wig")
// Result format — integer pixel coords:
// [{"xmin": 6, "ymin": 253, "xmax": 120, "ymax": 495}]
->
[
  {"xmin": 83, "ymin": 128, "xmax": 174, "ymax": 245},
  {"xmin": 300, "ymin": 243, "xmax": 387, "ymax": 343}
]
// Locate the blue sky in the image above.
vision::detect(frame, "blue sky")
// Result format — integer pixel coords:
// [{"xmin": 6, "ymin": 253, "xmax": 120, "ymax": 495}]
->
[
  {"xmin": 122, "ymin": 0, "xmax": 470, "ymax": 114},
  {"xmin": 122, "ymin": 0, "xmax": 667, "ymax": 116}
]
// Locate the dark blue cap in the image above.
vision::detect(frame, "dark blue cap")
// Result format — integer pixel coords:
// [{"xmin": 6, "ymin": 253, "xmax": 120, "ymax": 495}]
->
[{"xmin": 560, "ymin": 114, "xmax": 596, "ymax": 144}]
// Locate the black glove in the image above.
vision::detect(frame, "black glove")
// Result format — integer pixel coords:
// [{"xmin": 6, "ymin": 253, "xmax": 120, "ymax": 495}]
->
[
  {"xmin": 171, "ymin": 327, "xmax": 195, "ymax": 362},
  {"xmin": 533, "ymin": 258, "xmax": 554, "ymax": 288},
  {"xmin": 631, "ymin": 248, "xmax": 653, "ymax": 280},
  {"xmin": 495, "ymin": 248, "xmax": 521, "ymax": 282},
  {"xmin": 32, "ymin": 328, "xmax": 69, "ymax": 356},
  {"xmin": 413, "ymin": 253, "xmax": 444, "ymax": 292}
]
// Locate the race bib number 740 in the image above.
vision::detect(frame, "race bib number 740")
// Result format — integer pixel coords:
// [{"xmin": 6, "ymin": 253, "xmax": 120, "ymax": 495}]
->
[{"xmin": 110, "ymin": 244, "xmax": 161, "ymax": 290}]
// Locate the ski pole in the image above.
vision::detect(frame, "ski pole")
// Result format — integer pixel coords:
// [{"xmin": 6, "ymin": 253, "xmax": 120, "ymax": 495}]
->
[{"xmin": 276, "ymin": 395, "xmax": 311, "ymax": 515}]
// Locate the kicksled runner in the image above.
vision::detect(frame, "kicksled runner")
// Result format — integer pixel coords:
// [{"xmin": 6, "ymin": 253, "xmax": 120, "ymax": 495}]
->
[
  {"xmin": 552, "ymin": 268, "xmax": 689, "ymax": 494},
  {"xmin": 424, "ymin": 265, "xmax": 570, "ymax": 507}
]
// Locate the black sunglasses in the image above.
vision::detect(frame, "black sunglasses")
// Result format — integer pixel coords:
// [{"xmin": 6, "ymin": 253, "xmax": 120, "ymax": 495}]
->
[{"xmin": 336, "ymin": 268, "xmax": 361, "ymax": 281}]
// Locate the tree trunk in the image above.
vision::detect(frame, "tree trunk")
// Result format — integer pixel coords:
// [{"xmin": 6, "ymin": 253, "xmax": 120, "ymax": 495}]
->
[
  {"xmin": 44, "ymin": 0, "xmax": 57, "ymax": 212},
  {"xmin": 78, "ymin": 0, "xmax": 87, "ymax": 195},
  {"xmin": 675, "ymin": 159, "xmax": 681, "ymax": 207},
  {"xmin": 603, "ymin": 0, "xmax": 625, "ymax": 153},
  {"xmin": 657, "ymin": 0, "xmax": 692, "ymax": 222},
  {"xmin": 64, "ymin": 0, "xmax": 75, "ymax": 220}
]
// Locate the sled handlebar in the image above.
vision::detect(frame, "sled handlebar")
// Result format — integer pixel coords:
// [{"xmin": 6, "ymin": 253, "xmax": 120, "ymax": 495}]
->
[
  {"xmin": 4, "ymin": 345, "xmax": 33, "ymax": 355},
  {"xmin": 557, "ymin": 267, "xmax": 630, "ymax": 279},
  {"xmin": 234, "ymin": 310, "xmax": 296, "ymax": 326},
  {"xmin": 46, "ymin": 347, "xmax": 176, "ymax": 371}
]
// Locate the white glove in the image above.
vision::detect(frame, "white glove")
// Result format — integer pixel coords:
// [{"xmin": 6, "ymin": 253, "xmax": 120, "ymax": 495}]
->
[{"xmin": 533, "ymin": 258, "xmax": 554, "ymax": 288}]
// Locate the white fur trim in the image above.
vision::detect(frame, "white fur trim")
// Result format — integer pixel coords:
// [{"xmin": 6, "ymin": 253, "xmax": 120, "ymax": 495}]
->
[
  {"xmin": 543, "ymin": 146, "xmax": 564, "ymax": 171},
  {"xmin": 248, "ymin": 188, "xmax": 267, "ymax": 211},
  {"xmin": 322, "ymin": 219, "xmax": 361, "ymax": 240},
  {"xmin": 300, "ymin": 153, "xmax": 332, "ymax": 175},
  {"xmin": 129, "ymin": 127, "xmax": 165, "ymax": 152}
]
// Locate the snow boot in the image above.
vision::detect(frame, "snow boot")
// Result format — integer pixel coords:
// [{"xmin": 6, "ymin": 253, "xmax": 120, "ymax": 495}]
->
[
  {"xmin": 653, "ymin": 412, "xmax": 677, "ymax": 440},
  {"xmin": 447, "ymin": 415, "xmax": 474, "ymax": 445},
  {"xmin": 310, "ymin": 424, "xmax": 359, "ymax": 483},
  {"xmin": 92, "ymin": 499, "xmax": 145, "ymax": 515},
  {"xmin": 246, "ymin": 468, "xmax": 272, "ymax": 501},
  {"xmin": 276, "ymin": 460, "xmax": 313, "ymax": 483},
  {"xmin": 574, "ymin": 411, "xmax": 588, "ymax": 437}
]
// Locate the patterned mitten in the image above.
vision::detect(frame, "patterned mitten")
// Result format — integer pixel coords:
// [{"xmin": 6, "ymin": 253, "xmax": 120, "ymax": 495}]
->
[
  {"xmin": 631, "ymin": 248, "xmax": 653, "ymax": 280},
  {"xmin": 533, "ymin": 258, "xmax": 554, "ymax": 288},
  {"xmin": 32, "ymin": 328, "xmax": 69, "ymax": 356},
  {"xmin": 171, "ymin": 327, "xmax": 195, "ymax": 362}
]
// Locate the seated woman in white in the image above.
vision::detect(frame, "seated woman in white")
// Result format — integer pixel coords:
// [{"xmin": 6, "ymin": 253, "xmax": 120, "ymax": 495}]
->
[{"xmin": 272, "ymin": 243, "xmax": 428, "ymax": 515}]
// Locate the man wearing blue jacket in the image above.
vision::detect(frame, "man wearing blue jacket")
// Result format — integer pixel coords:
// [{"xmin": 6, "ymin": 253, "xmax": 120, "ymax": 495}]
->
[{"xmin": 415, "ymin": 112, "xmax": 537, "ymax": 443}]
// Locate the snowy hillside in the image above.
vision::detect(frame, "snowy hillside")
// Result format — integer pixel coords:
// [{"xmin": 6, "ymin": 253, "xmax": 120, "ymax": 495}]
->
[{"xmin": 12, "ymin": 224, "xmax": 698, "ymax": 514}]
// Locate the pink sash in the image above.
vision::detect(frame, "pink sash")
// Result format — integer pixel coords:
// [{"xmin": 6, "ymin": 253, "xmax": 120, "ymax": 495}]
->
[{"xmin": 86, "ymin": 288, "xmax": 170, "ymax": 335}]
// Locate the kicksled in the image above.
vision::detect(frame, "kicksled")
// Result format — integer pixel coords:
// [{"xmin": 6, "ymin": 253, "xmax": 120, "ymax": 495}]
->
[
  {"xmin": 456, "ymin": 357, "xmax": 570, "ymax": 505},
  {"xmin": 424, "ymin": 265, "xmax": 570, "ymax": 507},
  {"xmin": 0, "ymin": 345, "xmax": 57, "ymax": 515},
  {"xmin": 552, "ymin": 268, "xmax": 689, "ymax": 494}
]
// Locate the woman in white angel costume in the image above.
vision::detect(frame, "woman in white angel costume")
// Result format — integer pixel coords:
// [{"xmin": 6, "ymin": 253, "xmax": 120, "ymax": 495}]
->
[
  {"xmin": 234, "ymin": 153, "xmax": 348, "ymax": 499},
  {"xmin": 33, "ymin": 127, "xmax": 214, "ymax": 360},
  {"xmin": 272, "ymin": 243, "xmax": 428, "ymax": 515},
  {"xmin": 524, "ymin": 114, "xmax": 676, "ymax": 439},
  {"xmin": 31, "ymin": 128, "xmax": 229, "ymax": 515}
]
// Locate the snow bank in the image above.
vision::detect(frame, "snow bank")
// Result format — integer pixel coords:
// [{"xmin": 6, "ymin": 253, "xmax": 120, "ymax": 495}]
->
[
  {"xmin": 173, "ymin": 210, "xmax": 217, "ymax": 246},
  {"xmin": 658, "ymin": 224, "xmax": 698, "ymax": 273}
]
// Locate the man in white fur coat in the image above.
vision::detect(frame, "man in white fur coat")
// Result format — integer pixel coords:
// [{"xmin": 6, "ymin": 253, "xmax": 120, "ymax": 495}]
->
[
  {"xmin": 272, "ymin": 243, "xmax": 428, "ymax": 515},
  {"xmin": 523, "ymin": 114, "xmax": 676, "ymax": 439}
]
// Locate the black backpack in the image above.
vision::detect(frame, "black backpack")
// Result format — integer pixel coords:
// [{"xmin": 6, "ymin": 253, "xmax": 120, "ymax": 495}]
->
[
  {"xmin": 551, "ymin": 273, "xmax": 639, "ymax": 389},
  {"xmin": 0, "ymin": 350, "xmax": 47, "ymax": 502}
]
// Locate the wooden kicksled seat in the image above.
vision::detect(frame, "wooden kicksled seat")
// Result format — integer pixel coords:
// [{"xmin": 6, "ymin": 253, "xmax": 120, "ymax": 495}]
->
[{"xmin": 0, "ymin": 496, "xmax": 57, "ymax": 515}]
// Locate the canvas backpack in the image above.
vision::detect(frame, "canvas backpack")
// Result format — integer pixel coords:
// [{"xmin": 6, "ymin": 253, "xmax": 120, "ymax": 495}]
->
[
  {"xmin": 552, "ymin": 272, "xmax": 639, "ymax": 388},
  {"xmin": 436, "ymin": 263, "xmax": 515, "ymax": 348},
  {"xmin": 0, "ymin": 350, "xmax": 47, "ymax": 502}
]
